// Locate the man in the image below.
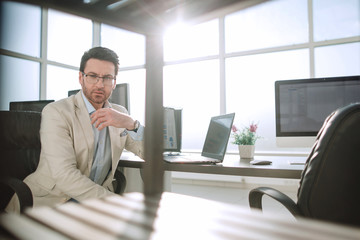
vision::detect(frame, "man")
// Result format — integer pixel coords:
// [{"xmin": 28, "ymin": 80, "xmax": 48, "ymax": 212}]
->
[{"xmin": 6, "ymin": 47, "xmax": 144, "ymax": 212}]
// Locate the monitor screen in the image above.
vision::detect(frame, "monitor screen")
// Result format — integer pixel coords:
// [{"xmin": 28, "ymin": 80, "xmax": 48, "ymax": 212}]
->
[
  {"xmin": 68, "ymin": 83, "xmax": 130, "ymax": 113},
  {"xmin": 202, "ymin": 113, "xmax": 235, "ymax": 160},
  {"xmin": 275, "ymin": 75, "xmax": 360, "ymax": 139}
]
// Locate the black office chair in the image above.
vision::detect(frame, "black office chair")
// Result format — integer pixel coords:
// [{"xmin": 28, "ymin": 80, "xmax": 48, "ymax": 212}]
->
[
  {"xmin": 249, "ymin": 103, "xmax": 360, "ymax": 227},
  {"xmin": 0, "ymin": 110, "xmax": 127, "ymax": 213},
  {"xmin": 0, "ymin": 111, "xmax": 41, "ymax": 212}
]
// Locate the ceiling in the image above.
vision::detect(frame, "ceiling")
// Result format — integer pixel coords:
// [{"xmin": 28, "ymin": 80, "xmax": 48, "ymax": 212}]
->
[{"xmin": 9, "ymin": 0, "xmax": 267, "ymax": 34}]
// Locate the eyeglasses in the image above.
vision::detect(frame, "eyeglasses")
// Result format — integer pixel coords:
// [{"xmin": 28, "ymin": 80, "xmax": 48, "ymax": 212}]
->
[{"xmin": 81, "ymin": 72, "xmax": 115, "ymax": 86}]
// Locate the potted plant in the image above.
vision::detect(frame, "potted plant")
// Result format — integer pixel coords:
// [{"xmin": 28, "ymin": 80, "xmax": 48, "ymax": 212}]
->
[{"xmin": 231, "ymin": 122, "xmax": 260, "ymax": 159}]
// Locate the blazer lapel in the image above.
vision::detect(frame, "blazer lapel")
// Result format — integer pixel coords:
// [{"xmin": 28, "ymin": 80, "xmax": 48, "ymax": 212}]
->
[{"xmin": 74, "ymin": 92, "xmax": 94, "ymax": 173}]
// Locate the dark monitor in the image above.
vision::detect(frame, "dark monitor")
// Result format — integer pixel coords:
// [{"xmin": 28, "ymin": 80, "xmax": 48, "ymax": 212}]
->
[
  {"xmin": 68, "ymin": 83, "xmax": 130, "ymax": 113},
  {"xmin": 9, "ymin": 100, "xmax": 54, "ymax": 112},
  {"xmin": 275, "ymin": 75, "xmax": 360, "ymax": 147},
  {"xmin": 163, "ymin": 107, "xmax": 182, "ymax": 154}
]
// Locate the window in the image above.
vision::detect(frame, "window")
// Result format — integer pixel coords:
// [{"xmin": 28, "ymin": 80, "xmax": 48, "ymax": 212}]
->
[
  {"xmin": 225, "ymin": 0, "xmax": 308, "ymax": 52},
  {"xmin": 0, "ymin": 1, "xmax": 41, "ymax": 57},
  {"xmin": 117, "ymin": 69, "xmax": 146, "ymax": 123},
  {"xmin": 0, "ymin": 1, "xmax": 41, "ymax": 110},
  {"xmin": 164, "ymin": 19, "xmax": 219, "ymax": 61},
  {"xmin": 1, "ymin": 0, "xmax": 359, "ymax": 154},
  {"xmin": 313, "ymin": 0, "xmax": 360, "ymax": 41},
  {"xmin": 101, "ymin": 24, "xmax": 145, "ymax": 67},
  {"xmin": 162, "ymin": 0, "xmax": 359, "ymax": 153},
  {"xmin": 226, "ymin": 50, "xmax": 310, "ymax": 151},
  {"xmin": 46, "ymin": 65, "xmax": 79, "ymax": 100},
  {"xmin": 45, "ymin": 9, "xmax": 93, "ymax": 100},
  {"xmin": 315, "ymin": 42, "xmax": 360, "ymax": 77},
  {"xmin": 164, "ymin": 60, "xmax": 220, "ymax": 150},
  {"xmin": 163, "ymin": 20, "xmax": 220, "ymax": 151},
  {"xmin": 0, "ymin": 55, "xmax": 40, "ymax": 110},
  {"xmin": 101, "ymin": 24, "xmax": 146, "ymax": 121},
  {"xmin": 47, "ymin": 9, "xmax": 92, "ymax": 66}
]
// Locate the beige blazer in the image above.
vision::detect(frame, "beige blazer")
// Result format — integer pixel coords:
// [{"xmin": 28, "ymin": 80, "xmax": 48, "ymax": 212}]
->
[{"xmin": 6, "ymin": 92, "xmax": 144, "ymax": 212}]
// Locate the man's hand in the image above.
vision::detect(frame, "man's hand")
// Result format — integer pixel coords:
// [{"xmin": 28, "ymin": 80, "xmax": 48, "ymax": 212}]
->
[{"xmin": 90, "ymin": 108, "xmax": 134, "ymax": 131}]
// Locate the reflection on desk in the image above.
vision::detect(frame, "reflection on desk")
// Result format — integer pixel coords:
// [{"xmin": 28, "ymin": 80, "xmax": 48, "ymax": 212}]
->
[
  {"xmin": 1, "ymin": 192, "xmax": 359, "ymax": 240},
  {"xmin": 119, "ymin": 152, "xmax": 306, "ymax": 179}
]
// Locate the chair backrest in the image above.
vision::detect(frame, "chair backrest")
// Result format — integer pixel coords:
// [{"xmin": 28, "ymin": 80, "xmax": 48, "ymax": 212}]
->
[
  {"xmin": 297, "ymin": 103, "xmax": 360, "ymax": 227},
  {"xmin": 0, "ymin": 111, "xmax": 41, "ymax": 210},
  {"xmin": 9, "ymin": 100, "xmax": 54, "ymax": 112}
]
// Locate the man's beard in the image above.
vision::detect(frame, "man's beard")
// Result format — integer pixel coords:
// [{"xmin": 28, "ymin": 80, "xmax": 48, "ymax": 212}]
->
[{"xmin": 83, "ymin": 85, "xmax": 110, "ymax": 105}]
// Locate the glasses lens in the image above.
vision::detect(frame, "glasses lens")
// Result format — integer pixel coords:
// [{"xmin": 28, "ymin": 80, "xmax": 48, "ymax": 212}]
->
[
  {"xmin": 87, "ymin": 75, "xmax": 98, "ymax": 84},
  {"xmin": 103, "ymin": 77, "xmax": 114, "ymax": 86},
  {"xmin": 84, "ymin": 73, "xmax": 114, "ymax": 86}
]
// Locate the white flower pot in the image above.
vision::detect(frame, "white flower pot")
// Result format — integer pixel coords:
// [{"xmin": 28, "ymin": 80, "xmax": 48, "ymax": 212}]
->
[{"xmin": 238, "ymin": 145, "xmax": 255, "ymax": 159}]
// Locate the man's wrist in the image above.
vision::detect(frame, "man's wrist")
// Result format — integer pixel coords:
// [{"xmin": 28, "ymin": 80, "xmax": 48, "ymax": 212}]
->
[{"xmin": 131, "ymin": 120, "xmax": 140, "ymax": 133}]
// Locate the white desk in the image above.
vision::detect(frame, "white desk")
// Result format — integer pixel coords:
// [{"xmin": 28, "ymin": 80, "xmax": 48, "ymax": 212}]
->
[{"xmin": 119, "ymin": 152, "xmax": 306, "ymax": 179}]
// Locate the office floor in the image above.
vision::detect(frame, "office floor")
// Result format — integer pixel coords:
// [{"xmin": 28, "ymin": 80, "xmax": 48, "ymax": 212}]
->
[{"xmin": 171, "ymin": 181, "xmax": 298, "ymax": 221}]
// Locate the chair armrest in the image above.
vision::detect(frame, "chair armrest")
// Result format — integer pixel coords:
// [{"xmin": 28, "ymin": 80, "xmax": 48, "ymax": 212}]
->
[
  {"xmin": 249, "ymin": 187, "xmax": 302, "ymax": 217},
  {"xmin": 113, "ymin": 170, "xmax": 127, "ymax": 194},
  {"xmin": 0, "ymin": 177, "xmax": 33, "ymax": 213}
]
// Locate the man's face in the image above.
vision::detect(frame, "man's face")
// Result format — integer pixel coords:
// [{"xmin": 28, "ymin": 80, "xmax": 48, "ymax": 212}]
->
[{"xmin": 79, "ymin": 58, "xmax": 116, "ymax": 109}]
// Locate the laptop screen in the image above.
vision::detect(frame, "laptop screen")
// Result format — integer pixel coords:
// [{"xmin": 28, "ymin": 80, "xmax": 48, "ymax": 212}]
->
[{"xmin": 202, "ymin": 113, "xmax": 235, "ymax": 160}]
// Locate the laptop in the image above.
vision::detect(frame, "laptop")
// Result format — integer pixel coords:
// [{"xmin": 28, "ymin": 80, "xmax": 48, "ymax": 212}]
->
[{"xmin": 164, "ymin": 113, "xmax": 235, "ymax": 164}]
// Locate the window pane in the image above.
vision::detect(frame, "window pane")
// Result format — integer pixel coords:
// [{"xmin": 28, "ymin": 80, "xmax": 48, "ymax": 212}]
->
[
  {"xmin": 0, "ymin": 1, "xmax": 41, "ymax": 57},
  {"xmin": 314, "ymin": 42, "xmax": 360, "ymax": 77},
  {"xmin": 225, "ymin": 0, "xmax": 308, "ymax": 52},
  {"xmin": 47, "ymin": 65, "xmax": 79, "ymax": 100},
  {"xmin": 226, "ymin": 49, "xmax": 310, "ymax": 152},
  {"xmin": 0, "ymin": 55, "xmax": 39, "ymax": 110},
  {"xmin": 101, "ymin": 24, "xmax": 145, "ymax": 67},
  {"xmin": 164, "ymin": 60, "xmax": 220, "ymax": 150},
  {"xmin": 313, "ymin": 0, "xmax": 360, "ymax": 41},
  {"xmin": 47, "ymin": 9, "xmax": 92, "ymax": 66},
  {"xmin": 164, "ymin": 20, "xmax": 219, "ymax": 61},
  {"xmin": 117, "ymin": 69, "xmax": 146, "ymax": 123}
]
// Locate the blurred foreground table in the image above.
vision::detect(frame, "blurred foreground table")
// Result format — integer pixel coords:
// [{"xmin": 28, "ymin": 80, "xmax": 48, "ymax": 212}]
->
[{"xmin": 1, "ymin": 192, "xmax": 359, "ymax": 240}]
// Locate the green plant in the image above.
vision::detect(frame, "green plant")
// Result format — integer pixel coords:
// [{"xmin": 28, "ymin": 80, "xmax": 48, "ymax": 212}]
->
[{"xmin": 231, "ymin": 122, "xmax": 260, "ymax": 145}]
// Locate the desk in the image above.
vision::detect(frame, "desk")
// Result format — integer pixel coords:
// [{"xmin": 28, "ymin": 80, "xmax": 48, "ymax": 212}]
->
[
  {"xmin": 1, "ymin": 192, "xmax": 359, "ymax": 240},
  {"xmin": 119, "ymin": 152, "xmax": 306, "ymax": 179}
]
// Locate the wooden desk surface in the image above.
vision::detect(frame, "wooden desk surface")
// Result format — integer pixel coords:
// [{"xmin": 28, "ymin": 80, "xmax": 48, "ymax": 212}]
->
[
  {"xmin": 119, "ymin": 152, "xmax": 306, "ymax": 179},
  {"xmin": 1, "ymin": 192, "xmax": 359, "ymax": 240}
]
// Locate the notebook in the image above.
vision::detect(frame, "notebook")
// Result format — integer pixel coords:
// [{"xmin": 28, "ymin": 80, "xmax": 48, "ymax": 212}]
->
[{"xmin": 164, "ymin": 113, "xmax": 235, "ymax": 164}]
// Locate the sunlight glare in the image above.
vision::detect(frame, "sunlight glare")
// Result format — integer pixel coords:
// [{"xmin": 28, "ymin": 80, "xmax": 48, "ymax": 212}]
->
[
  {"xmin": 163, "ymin": 22, "xmax": 193, "ymax": 61},
  {"xmin": 164, "ymin": 22, "xmax": 189, "ymax": 40}
]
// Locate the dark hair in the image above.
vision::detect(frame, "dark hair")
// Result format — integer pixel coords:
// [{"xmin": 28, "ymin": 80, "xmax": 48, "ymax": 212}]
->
[{"xmin": 80, "ymin": 47, "xmax": 119, "ymax": 75}]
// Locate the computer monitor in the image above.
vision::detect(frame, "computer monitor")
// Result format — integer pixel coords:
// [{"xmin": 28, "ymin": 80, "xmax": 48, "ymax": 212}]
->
[
  {"xmin": 275, "ymin": 75, "xmax": 360, "ymax": 147},
  {"xmin": 68, "ymin": 83, "xmax": 130, "ymax": 113},
  {"xmin": 163, "ymin": 107, "xmax": 182, "ymax": 154},
  {"xmin": 9, "ymin": 100, "xmax": 54, "ymax": 112}
]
